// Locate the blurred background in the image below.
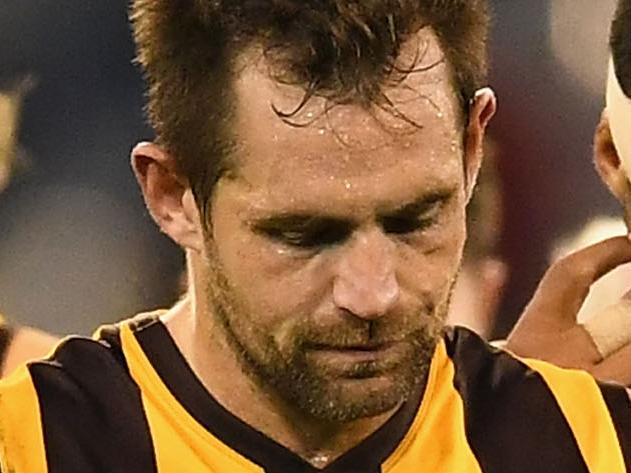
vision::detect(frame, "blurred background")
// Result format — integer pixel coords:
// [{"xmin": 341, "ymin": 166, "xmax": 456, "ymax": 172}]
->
[{"xmin": 0, "ymin": 1, "xmax": 624, "ymax": 336}]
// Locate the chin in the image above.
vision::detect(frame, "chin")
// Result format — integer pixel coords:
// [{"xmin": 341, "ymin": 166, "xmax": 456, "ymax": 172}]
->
[{"xmin": 297, "ymin": 373, "xmax": 414, "ymax": 423}]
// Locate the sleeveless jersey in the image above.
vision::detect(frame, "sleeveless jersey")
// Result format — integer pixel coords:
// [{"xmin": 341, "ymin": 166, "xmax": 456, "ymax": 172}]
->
[{"xmin": 0, "ymin": 314, "xmax": 630, "ymax": 473}]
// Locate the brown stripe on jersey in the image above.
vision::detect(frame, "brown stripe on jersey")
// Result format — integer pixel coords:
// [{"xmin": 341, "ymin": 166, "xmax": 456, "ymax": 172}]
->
[
  {"xmin": 0, "ymin": 321, "xmax": 14, "ymax": 372},
  {"xmin": 29, "ymin": 334, "xmax": 158, "ymax": 473},
  {"xmin": 316, "ymin": 382, "xmax": 423, "ymax": 473},
  {"xmin": 599, "ymin": 383, "xmax": 631, "ymax": 470},
  {"xmin": 93, "ymin": 322, "xmax": 135, "ymax": 371},
  {"xmin": 446, "ymin": 328, "xmax": 590, "ymax": 473},
  {"xmin": 133, "ymin": 318, "xmax": 422, "ymax": 473},
  {"xmin": 134, "ymin": 319, "xmax": 314, "ymax": 473}
]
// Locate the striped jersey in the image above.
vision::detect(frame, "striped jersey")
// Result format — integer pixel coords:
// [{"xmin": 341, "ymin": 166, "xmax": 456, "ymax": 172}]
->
[{"xmin": 0, "ymin": 314, "xmax": 630, "ymax": 473}]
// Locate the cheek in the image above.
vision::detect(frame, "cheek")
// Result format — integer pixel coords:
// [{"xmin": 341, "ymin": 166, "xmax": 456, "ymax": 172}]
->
[
  {"xmin": 397, "ymin": 204, "xmax": 466, "ymax": 299},
  {"xmin": 211, "ymin": 211, "xmax": 331, "ymax": 328}
]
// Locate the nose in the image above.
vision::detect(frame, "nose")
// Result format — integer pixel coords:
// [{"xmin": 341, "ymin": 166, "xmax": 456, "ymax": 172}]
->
[{"xmin": 333, "ymin": 229, "xmax": 400, "ymax": 320}]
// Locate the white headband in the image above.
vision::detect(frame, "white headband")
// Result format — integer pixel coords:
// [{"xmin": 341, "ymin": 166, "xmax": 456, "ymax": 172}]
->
[{"xmin": 606, "ymin": 57, "xmax": 631, "ymax": 180}]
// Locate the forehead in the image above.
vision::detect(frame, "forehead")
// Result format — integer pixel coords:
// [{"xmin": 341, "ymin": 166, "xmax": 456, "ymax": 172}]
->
[{"xmin": 227, "ymin": 28, "xmax": 462, "ymax": 211}]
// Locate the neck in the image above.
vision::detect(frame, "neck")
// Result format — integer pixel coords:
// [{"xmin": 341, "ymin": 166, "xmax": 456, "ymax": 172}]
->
[{"xmin": 161, "ymin": 263, "xmax": 400, "ymax": 467}]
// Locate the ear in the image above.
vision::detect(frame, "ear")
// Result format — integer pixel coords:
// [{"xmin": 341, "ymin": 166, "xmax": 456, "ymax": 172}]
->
[
  {"xmin": 594, "ymin": 112, "xmax": 630, "ymax": 206},
  {"xmin": 463, "ymin": 88, "xmax": 497, "ymax": 200},
  {"xmin": 131, "ymin": 142, "xmax": 204, "ymax": 252}
]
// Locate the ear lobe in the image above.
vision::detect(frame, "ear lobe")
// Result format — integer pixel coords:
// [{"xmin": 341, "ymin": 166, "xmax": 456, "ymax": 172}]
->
[
  {"xmin": 463, "ymin": 88, "xmax": 498, "ymax": 199},
  {"xmin": 131, "ymin": 142, "xmax": 204, "ymax": 252},
  {"xmin": 594, "ymin": 113, "xmax": 629, "ymax": 205}
]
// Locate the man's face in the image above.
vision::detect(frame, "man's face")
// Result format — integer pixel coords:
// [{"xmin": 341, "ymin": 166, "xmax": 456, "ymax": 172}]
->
[{"xmin": 204, "ymin": 30, "xmax": 468, "ymax": 421}]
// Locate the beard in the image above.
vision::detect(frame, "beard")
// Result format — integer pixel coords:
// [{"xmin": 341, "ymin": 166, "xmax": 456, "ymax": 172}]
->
[{"xmin": 204, "ymin": 249, "xmax": 451, "ymax": 423}]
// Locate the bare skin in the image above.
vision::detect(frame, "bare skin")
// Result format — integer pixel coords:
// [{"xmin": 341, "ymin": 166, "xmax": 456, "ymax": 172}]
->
[
  {"xmin": 507, "ymin": 236, "xmax": 631, "ymax": 383},
  {"xmin": 0, "ymin": 89, "xmax": 59, "ymax": 378},
  {"xmin": 0, "ymin": 92, "xmax": 20, "ymax": 192},
  {"xmin": 132, "ymin": 29, "xmax": 496, "ymax": 467},
  {"xmin": 163, "ymin": 296, "xmax": 398, "ymax": 465},
  {"xmin": 507, "ymin": 115, "xmax": 631, "ymax": 389},
  {"xmin": 1, "ymin": 327, "xmax": 58, "ymax": 377}
]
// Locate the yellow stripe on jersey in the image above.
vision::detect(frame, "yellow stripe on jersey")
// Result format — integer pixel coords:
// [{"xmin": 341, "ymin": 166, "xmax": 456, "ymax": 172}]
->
[
  {"xmin": 2, "ymin": 318, "xmax": 627, "ymax": 473},
  {"xmin": 383, "ymin": 340, "xmax": 482, "ymax": 473},
  {"xmin": 0, "ymin": 365, "xmax": 47, "ymax": 473},
  {"xmin": 523, "ymin": 358, "xmax": 626, "ymax": 473},
  {"xmin": 119, "ymin": 323, "xmax": 266, "ymax": 473}
]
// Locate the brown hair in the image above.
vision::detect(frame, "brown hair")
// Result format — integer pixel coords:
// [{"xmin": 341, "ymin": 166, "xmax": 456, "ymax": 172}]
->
[
  {"xmin": 612, "ymin": 0, "xmax": 631, "ymax": 97},
  {"xmin": 131, "ymin": 0, "xmax": 490, "ymax": 217}
]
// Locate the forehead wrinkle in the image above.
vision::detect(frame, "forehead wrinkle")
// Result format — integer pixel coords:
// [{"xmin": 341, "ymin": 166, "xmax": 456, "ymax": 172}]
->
[
  {"xmin": 227, "ymin": 28, "xmax": 464, "ymax": 213},
  {"xmin": 222, "ymin": 163, "xmax": 462, "ymax": 223},
  {"xmin": 232, "ymin": 77, "xmax": 461, "ymax": 183}
]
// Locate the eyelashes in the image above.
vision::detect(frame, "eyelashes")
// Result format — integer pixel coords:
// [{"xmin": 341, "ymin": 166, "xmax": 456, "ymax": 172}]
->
[
  {"xmin": 255, "ymin": 219, "xmax": 353, "ymax": 249},
  {"xmin": 380, "ymin": 212, "xmax": 440, "ymax": 235},
  {"xmin": 254, "ymin": 201, "xmax": 444, "ymax": 251}
]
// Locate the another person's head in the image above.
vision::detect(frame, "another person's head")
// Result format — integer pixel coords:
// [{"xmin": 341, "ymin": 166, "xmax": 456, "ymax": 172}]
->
[
  {"xmin": 595, "ymin": 0, "xmax": 631, "ymax": 222},
  {"xmin": 130, "ymin": 0, "xmax": 495, "ymax": 422},
  {"xmin": 0, "ymin": 76, "xmax": 29, "ymax": 192},
  {"xmin": 0, "ymin": 73, "xmax": 58, "ymax": 377}
]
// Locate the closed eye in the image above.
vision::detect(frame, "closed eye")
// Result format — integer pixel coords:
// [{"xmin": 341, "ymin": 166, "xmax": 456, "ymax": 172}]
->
[
  {"xmin": 381, "ymin": 214, "xmax": 437, "ymax": 234},
  {"xmin": 253, "ymin": 217, "xmax": 353, "ymax": 249},
  {"xmin": 379, "ymin": 193, "xmax": 451, "ymax": 236}
]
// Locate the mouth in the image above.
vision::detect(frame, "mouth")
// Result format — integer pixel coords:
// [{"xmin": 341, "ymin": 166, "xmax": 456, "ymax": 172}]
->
[{"xmin": 304, "ymin": 340, "xmax": 408, "ymax": 378}]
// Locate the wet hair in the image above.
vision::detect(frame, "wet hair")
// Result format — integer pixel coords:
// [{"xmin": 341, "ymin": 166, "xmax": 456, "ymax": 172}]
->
[
  {"xmin": 131, "ymin": 0, "xmax": 490, "ymax": 217},
  {"xmin": 611, "ymin": 0, "xmax": 631, "ymax": 97}
]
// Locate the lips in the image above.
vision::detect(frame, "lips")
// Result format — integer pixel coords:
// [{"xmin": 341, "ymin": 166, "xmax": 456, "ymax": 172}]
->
[{"xmin": 304, "ymin": 340, "xmax": 409, "ymax": 378}]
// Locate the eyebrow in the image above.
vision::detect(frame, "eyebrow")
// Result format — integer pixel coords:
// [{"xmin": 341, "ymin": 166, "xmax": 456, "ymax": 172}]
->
[
  {"xmin": 249, "ymin": 187, "xmax": 457, "ymax": 228},
  {"xmin": 378, "ymin": 188, "xmax": 456, "ymax": 219},
  {"xmin": 250, "ymin": 214, "xmax": 351, "ymax": 230}
]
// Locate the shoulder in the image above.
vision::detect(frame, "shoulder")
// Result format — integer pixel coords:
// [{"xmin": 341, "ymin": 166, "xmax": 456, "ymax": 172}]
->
[
  {"xmin": 1, "ymin": 326, "xmax": 58, "ymax": 377},
  {"xmin": 0, "ymin": 317, "xmax": 159, "ymax": 472},
  {"xmin": 444, "ymin": 326, "xmax": 629, "ymax": 415},
  {"xmin": 0, "ymin": 328, "xmax": 133, "ymax": 419},
  {"xmin": 0, "ymin": 333, "xmax": 129, "ymax": 472},
  {"xmin": 446, "ymin": 325, "xmax": 615, "ymax": 386},
  {"xmin": 444, "ymin": 326, "xmax": 631, "ymax": 470},
  {"xmin": 0, "ymin": 311, "xmax": 167, "ymax": 400},
  {"xmin": 0, "ymin": 311, "xmax": 163, "ymax": 401}
]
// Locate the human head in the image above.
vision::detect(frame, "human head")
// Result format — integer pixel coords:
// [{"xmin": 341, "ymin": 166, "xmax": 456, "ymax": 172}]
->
[
  {"xmin": 131, "ymin": 0, "xmax": 491, "ymax": 217},
  {"xmin": 0, "ymin": 75, "xmax": 29, "ymax": 193},
  {"xmin": 130, "ymin": 0, "xmax": 495, "ymax": 422},
  {"xmin": 595, "ymin": 0, "xmax": 631, "ymax": 226}
]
